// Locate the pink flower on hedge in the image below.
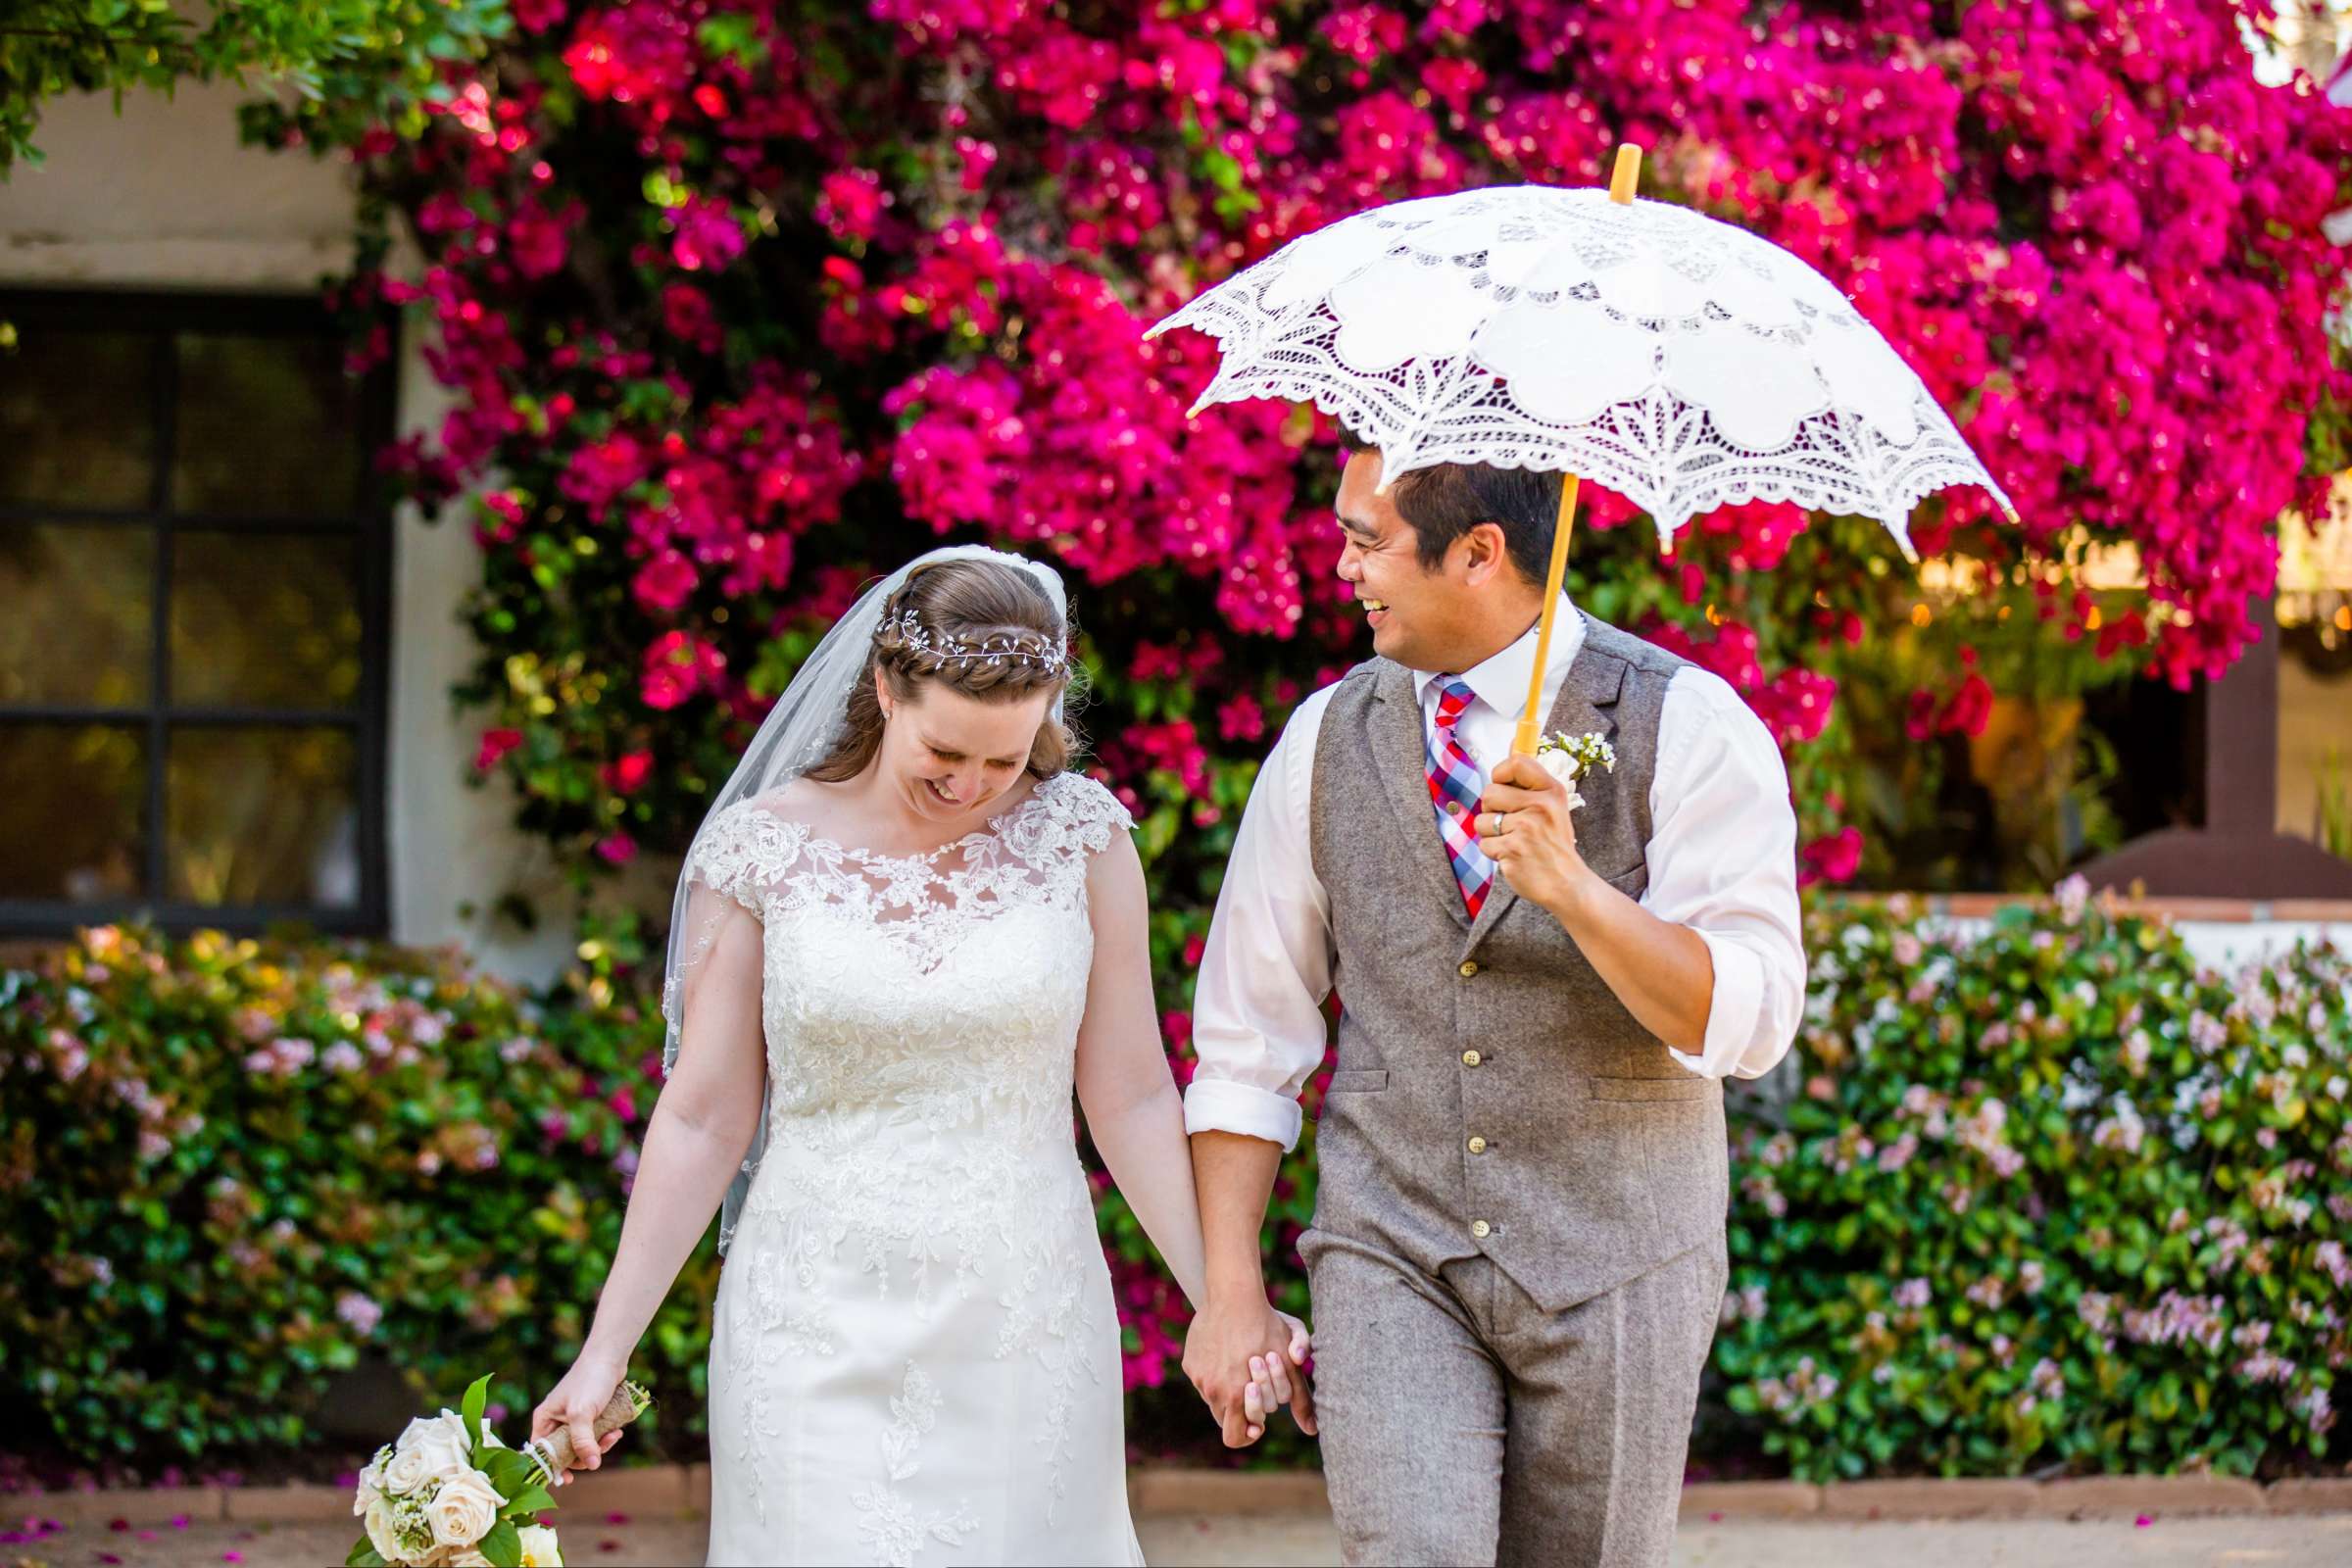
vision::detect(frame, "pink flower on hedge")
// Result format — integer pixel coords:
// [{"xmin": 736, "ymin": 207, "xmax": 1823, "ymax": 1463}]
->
[
  {"xmin": 604, "ymin": 751, "xmax": 656, "ymax": 794},
  {"xmin": 596, "ymin": 832, "xmax": 639, "ymax": 866},
  {"xmin": 816, "ymin": 169, "xmax": 887, "ymax": 241},
  {"xmin": 1216, "ymin": 694, "xmax": 1265, "ymax": 743},
  {"xmin": 506, "ymin": 202, "xmax": 572, "ymax": 279},
  {"xmin": 669, "ymin": 195, "xmax": 746, "ymax": 272},
  {"xmin": 560, "ymin": 433, "xmax": 649, "ymax": 515},
  {"xmin": 45, "ymin": 1029, "xmax": 88, "ymax": 1082},
  {"xmin": 1799, "ymin": 828, "xmax": 1864, "ymax": 887},
  {"xmin": 640, "ymin": 630, "xmax": 725, "ymax": 710},
  {"xmin": 474, "ymin": 727, "xmax": 524, "ymax": 773},
  {"xmin": 660, "ymin": 282, "xmax": 720, "ymax": 350},
  {"xmin": 631, "ymin": 548, "xmax": 700, "ymax": 612},
  {"xmin": 335, "ymin": 1292, "xmax": 383, "ymax": 1337}
]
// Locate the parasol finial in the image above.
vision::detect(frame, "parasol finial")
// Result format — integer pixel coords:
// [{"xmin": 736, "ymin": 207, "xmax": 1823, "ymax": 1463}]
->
[{"xmin": 1608, "ymin": 144, "xmax": 1642, "ymax": 205}]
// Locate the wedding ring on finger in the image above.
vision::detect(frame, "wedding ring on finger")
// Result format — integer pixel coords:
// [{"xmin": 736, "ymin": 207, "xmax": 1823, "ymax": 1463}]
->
[{"xmin": 1484, "ymin": 810, "xmax": 1506, "ymax": 838}]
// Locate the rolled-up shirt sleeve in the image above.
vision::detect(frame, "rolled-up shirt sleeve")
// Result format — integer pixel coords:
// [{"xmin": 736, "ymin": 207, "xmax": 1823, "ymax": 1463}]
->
[
  {"xmin": 1182, "ymin": 689, "xmax": 1338, "ymax": 1152},
  {"xmin": 1646, "ymin": 668, "xmax": 1807, "ymax": 1081}
]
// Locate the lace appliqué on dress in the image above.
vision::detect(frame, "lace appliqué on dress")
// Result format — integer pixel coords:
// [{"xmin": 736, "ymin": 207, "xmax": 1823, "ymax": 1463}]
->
[{"xmin": 852, "ymin": 1362, "xmax": 979, "ymax": 1567}]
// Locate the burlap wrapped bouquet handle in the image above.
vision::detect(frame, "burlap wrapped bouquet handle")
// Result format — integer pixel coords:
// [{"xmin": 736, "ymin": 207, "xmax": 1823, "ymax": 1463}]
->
[{"xmin": 524, "ymin": 1381, "xmax": 653, "ymax": 1484}]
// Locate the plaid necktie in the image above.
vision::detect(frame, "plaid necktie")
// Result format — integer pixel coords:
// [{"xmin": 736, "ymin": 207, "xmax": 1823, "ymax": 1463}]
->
[{"xmin": 1424, "ymin": 675, "xmax": 1494, "ymax": 918}]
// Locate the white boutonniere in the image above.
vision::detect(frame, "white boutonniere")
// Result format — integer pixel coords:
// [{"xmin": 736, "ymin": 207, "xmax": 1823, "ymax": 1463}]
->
[{"xmin": 1533, "ymin": 731, "xmax": 1615, "ymax": 810}]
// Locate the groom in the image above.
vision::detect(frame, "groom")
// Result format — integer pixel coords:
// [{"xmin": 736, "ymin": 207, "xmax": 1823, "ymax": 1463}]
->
[{"xmin": 1179, "ymin": 443, "xmax": 1805, "ymax": 1566}]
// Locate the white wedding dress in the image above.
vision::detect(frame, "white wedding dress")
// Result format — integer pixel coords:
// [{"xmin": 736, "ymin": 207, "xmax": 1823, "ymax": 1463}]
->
[{"xmin": 682, "ymin": 770, "xmax": 1147, "ymax": 1567}]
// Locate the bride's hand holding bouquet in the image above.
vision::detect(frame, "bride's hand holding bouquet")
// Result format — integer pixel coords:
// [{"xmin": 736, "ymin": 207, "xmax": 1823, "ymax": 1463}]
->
[
  {"xmin": 528, "ymin": 1349, "xmax": 634, "ymax": 1489},
  {"xmin": 347, "ymin": 1370, "xmax": 650, "ymax": 1567}
]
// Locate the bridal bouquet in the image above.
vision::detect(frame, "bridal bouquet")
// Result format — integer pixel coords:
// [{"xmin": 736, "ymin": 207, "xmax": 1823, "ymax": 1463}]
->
[
  {"xmin": 348, "ymin": 1374, "xmax": 651, "ymax": 1567},
  {"xmin": 1534, "ymin": 730, "xmax": 1616, "ymax": 808}
]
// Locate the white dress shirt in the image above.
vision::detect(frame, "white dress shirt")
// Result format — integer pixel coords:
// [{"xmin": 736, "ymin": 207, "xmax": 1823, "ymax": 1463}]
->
[{"xmin": 1182, "ymin": 601, "xmax": 1807, "ymax": 1152}]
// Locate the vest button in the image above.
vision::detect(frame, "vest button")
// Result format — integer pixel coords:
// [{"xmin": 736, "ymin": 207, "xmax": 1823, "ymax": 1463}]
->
[
  {"xmin": 1470, "ymin": 1219, "xmax": 1492, "ymax": 1239},
  {"xmin": 1460, "ymin": 1049, "xmax": 1482, "ymax": 1067},
  {"xmin": 1467, "ymin": 1135, "xmax": 1488, "ymax": 1154},
  {"xmin": 1457, "ymin": 960, "xmax": 1479, "ymax": 978}
]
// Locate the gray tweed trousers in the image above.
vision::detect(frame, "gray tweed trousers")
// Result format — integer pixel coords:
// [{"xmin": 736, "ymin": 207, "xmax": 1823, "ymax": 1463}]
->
[{"xmin": 1309, "ymin": 1236, "xmax": 1728, "ymax": 1568}]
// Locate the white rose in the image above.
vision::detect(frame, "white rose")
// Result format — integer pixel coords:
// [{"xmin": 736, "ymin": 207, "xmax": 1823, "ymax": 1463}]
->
[
  {"xmin": 385, "ymin": 1412, "xmax": 472, "ymax": 1494},
  {"xmin": 363, "ymin": 1494, "xmax": 405, "ymax": 1563},
  {"xmin": 517, "ymin": 1525, "xmax": 564, "ymax": 1567},
  {"xmin": 1535, "ymin": 747, "xmax": 1580, "ymax": 786},
  {"xmin": 444, "ymin": 1552, "xmax": 491, "ymax": 1568},
  {"xmin": 425, "ymin": 1468, "xmax": 506, "ymax": 1550}
]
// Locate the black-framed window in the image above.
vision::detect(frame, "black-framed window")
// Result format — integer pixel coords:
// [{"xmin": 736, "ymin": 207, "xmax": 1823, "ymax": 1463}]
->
[{"xmin": 0, "ymin": 291, "xmax": 393, "ymax": 938}]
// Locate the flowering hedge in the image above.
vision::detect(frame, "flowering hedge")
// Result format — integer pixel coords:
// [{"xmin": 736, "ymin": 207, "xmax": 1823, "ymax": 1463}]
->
[
  {"xmin": 1717, "ymin": 886, "xmax": 2350, "ymax": 1478},
  {"xmin": 0, "ymin": 925, "xmax": 704, "ymax": 1466},
  {"xmin": 8, "ymin": 898, "xmax": 2345, "ymax": 1477}
]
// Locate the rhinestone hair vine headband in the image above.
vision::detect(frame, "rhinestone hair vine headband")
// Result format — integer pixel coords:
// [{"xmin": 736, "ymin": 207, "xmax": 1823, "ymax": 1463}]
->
[{"xmin": 884, "ymin": 608, "xmax": 1069, "ymax": 675}]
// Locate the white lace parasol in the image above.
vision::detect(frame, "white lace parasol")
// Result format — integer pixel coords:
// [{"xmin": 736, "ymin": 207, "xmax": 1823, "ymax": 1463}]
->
[{"xmin": 1149, "ymin": 178, "xmax": 2016, "ymax": 558}]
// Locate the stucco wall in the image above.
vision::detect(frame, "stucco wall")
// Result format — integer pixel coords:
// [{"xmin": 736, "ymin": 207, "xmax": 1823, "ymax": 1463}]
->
[{"xmin": 1, "ymin": 83, "xmax": 607, "ymax": 981}]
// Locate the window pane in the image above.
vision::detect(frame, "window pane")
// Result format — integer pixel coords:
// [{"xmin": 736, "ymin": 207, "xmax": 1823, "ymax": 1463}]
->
[
  {"xmin": 2278, "ymin": 503, "xmax": 2352, "ymax": 856},
  {"xmin": 166, "ymin": 726, "xmax": 359, "ymax": 907},
  {"xmin": 0, "ymin": 521, "xmax": 154, "ymax": 707},
  {"xmin": 171, "ymin": 531, "xmax": 363, "ymax": 710},
  {"xmin": 172, "ymin": 334, "xmax": 365, "ymax": 517},
  {"xmin": 0, "ymin": 723, "xmax": 147, "ymax": 901},
  {"xmin": 0, "ymin": 329, "xmax": 156, "ymax": 510}
]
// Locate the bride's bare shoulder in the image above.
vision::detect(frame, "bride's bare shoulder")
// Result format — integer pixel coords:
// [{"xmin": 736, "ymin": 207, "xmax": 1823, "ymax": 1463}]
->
[{"xmin": 737, "ymin": 777, "xmax": 847, "ymax": 830}]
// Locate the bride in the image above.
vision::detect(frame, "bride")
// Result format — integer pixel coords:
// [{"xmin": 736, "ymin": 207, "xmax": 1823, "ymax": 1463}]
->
[{"xmin": 529, "ymin": 546, "xmax": 1307, "ymax": 1566}]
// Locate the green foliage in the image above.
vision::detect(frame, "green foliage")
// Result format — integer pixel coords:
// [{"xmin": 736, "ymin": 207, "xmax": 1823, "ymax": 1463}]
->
[
  {"xmin": 9, "ymin": 898, "xmax": 2346, "ymax": 1479},
  {"xmin": 1718, "ymin": 890, "xmax": 2352, "ymax": 1479},
  {"xmin": 0, "ymin": 0, "xmax": 509, "ymax": 172},
  {"xmin": 0, "ymin": 923, "xmax": 712, "ymax": 1466}
]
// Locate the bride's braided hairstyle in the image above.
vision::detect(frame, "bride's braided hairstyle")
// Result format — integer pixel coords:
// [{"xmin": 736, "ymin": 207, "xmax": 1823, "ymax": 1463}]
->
[{"xmin": 806, "ymin": 556, "xmax": 1081, "ymax": 783}]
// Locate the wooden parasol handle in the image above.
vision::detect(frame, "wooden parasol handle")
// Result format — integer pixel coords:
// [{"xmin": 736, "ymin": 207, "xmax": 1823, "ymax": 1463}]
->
[
  {"xmin": 1511, "ymin": 145, "xmax": 1643, "ymax": 759},
  {"xmin": 1512, "ymin": 475, "xmax": 1584, "ymax": 758}
]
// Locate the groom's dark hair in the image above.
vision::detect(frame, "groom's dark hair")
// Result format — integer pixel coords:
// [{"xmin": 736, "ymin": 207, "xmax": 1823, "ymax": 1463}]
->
[{"xmin": 1339, "ymin": 423, "xmax": 1562, "ymax": 587}]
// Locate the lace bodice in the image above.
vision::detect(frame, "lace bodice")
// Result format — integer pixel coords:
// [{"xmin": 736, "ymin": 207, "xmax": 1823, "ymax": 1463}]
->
[{"xmin": 685, "ymin": 770, "xmax": 1134, "ymax": 1178}]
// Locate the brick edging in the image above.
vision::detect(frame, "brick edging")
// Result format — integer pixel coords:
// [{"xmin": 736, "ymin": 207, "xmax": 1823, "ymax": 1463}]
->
[
  {"xmin": 1684, "ymin": 1474, "xmax": 2352, "ymax": 1521},
  {"xmin": 14, "ymin": 1467, "xmax": 2351, "ymax": 1526}
]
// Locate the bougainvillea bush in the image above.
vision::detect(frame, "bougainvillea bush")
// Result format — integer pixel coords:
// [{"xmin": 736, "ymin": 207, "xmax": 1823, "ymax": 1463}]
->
[
  {"xmin": 1717, "ymin": 886, "xmax": 2351, "ymax": 1479},
  {"xmin": 7, "ymin": 903, "xmax": 2344, "ymax": 1474},
  {"xmin": 202, "ymin": 0, "xmax": 2352, "ymax": 1454},
  {"xmin": 0, "ymin": 925, "xmax": 704, "ymax": 1466}
]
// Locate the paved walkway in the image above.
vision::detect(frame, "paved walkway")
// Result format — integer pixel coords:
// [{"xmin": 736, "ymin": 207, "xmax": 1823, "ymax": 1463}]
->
[{"xmin": 18, "ymin": 1508, "xmax": 2350, "ymax": 1566}]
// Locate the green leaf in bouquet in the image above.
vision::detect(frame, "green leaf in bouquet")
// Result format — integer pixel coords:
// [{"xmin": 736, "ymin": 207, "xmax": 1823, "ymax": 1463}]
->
[
  {"xmin": 509, "ymin": 1482, "xmax": 558, "ymax": 1515},
  {"xmin": 462, "ymin": 1371, "xmax": 493, "ymax": 1450},
  {"xmin": 477, "ymin": 1517, "xmax": 523, "ymax": 1568},
  {"xmin": 346, "ymin": 1538, "xmax": 388, "ymax": 1567},
  {"xmin": 483, "ymin": 1444, "xmax": 536, "ymax": 1496}
]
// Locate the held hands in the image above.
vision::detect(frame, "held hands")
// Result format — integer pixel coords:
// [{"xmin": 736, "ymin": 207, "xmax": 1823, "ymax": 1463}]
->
[
  {"xmin": 1479, "ymin": 753, "xmax": 1599, "ymax": 919},
  {"xmin": 1182, "ymin": 1298, "xmax": 1315, "ymax": 1448},
  {"xmin": 528, "ymin": 1351, "xmax": 629, "ymax": 1487}
]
